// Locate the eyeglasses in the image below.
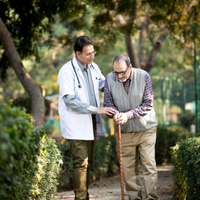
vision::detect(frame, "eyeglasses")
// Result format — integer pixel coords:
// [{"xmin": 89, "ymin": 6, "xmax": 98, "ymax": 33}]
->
[
  {"xmin": 81, "ymin": 51, "xmax": 97, "ymax": 58},
  {"xmin": 113, "ymin": 66, "xmax": 129, "ymax": 76}
]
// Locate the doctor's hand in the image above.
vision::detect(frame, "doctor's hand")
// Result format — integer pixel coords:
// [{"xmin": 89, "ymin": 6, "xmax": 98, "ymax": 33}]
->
[
  {"xmin": 97, "ymin": 107, "xmax": 116, "ymax": 116},
  {"xmin": 113, "ymin": 113, "xmax": 128, "ymax": 125}
]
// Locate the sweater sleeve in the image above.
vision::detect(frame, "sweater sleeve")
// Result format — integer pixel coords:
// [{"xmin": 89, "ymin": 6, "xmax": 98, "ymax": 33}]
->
[
  {"xmin": 125, "ymin": 73, "xmax": 154, "ymax": 119},
  {"xmin": 103, "ymin": 76, "xmax": 119, "ymax": 118}
]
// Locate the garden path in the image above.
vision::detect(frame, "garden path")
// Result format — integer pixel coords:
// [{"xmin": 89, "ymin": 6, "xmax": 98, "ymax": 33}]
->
[{"xmin": 54, "ymin": 165, "xmax": 174, "ymax": 200}]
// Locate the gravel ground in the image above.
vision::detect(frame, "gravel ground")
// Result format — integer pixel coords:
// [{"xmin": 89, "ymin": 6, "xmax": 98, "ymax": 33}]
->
[{"xmin": 54, "ymin": 165, "xmax": 174, "ymax": 200}]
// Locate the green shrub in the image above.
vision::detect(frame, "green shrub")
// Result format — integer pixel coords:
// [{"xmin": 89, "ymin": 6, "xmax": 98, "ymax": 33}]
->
[
  {"xmin": 179, "ymin": 111, "xmax": 195, "ymax": 130},
  {"xmin": 57, "ymin": 141, "xmax": 73, "ymax": 191},
  {"xmin": 30, "ymin": 134, "xmax": 62, "ymax": 199},
  {"xmin": 0, "ymin": 103, "xmax": 61, "ymax": 200},
  {"xmin": 171, "ymin": 137, "xmax": 200, "ymax": 200},
  {"xmin": 155, "ymin": 125, "xmax": 193, "ymax": 165},
  {"xmin": 91, "ymin": 135, "xmax": 119, "ymax": 176}
]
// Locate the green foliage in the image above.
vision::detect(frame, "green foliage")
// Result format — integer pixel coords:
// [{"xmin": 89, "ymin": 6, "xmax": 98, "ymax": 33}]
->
[
  {"xmin": 149, "ymin": 0, "xmax": 200, "ymax": 46},
  {"xmin": 57, "ymin": 141, "xmax": 73, "ymax": 190},
  {"xmin": 11, "ymin": 96, "xmax": 51, "ymax": 115},
  {"xmin": 0, "ymin": 102, "xmax": 36, "ymax": 199},
  {"xmin": 58, "ymin": 142, "xmax": 73, "ymax": 176},
  {"xmin": 171, "ymin": 137, "xmax": 200, "ymax": 199},
  {"xmin": 31, "ymin": 134, "xmax": 62, "ymax": 200},
  {"xmin": 1, "ymin": 2, "xmax": 199, "ymax": 103},
  {"xmin": 179, "ymin": 111, "xmax": 195, "ymax": 130},
  {"xmin": 0, "ymin": 0, "xmax": 86, "ymax": 80},
  {"xmin": 155, "ymin": 125, "xmax": 193, "ymax": 165},
  {"xmin": 150, "ymin": 35, "xmax": 191, "ymax": 77},
  {"xmin": 57, "ymin": 135, "xmax": 119, "ymax": 190},
  {"xmin": 0, "ymin": 102, "xmax": 61, "ymax": 199},
  {"xmin": 84, "ymin": 0, "xmax": 200, "ymax": 53},
  {"xmin": 91, "ymin": 135, "xmax": 119, "ymax": 176}
]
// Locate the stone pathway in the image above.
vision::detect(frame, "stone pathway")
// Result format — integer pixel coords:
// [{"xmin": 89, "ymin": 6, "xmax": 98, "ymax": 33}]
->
[{"xmin": 54, "ymin": 165, "xmax": 174, "ymax": 200}]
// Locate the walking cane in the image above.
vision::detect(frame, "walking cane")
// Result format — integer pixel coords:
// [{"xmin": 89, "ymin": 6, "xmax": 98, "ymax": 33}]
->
[{"xmin": 118, "ymin": 124, "xmax": 124, "ymax": 200}]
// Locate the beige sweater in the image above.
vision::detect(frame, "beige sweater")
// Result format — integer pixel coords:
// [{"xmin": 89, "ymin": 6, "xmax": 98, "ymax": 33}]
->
[{"xmin": 106, "ymin": 68, "xmax": 158, "ymax": 133}]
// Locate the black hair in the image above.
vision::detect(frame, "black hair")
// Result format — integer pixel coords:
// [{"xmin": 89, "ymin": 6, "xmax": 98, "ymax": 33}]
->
[
  {"xmin": 113, "ymin": 54, "xmax": 131, "ymax": 67},
  {"xmin": 74, "ymin": 36, "xmax": 94, "ymax": 53}
]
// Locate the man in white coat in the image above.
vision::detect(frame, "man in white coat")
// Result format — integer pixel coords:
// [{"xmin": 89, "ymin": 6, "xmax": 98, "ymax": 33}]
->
[{"xmin": 57, "ymin": 36, "xmax": 115, "ymax": 200}]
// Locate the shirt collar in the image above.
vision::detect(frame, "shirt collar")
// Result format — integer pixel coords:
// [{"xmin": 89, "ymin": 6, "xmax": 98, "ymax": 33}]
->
[
  {"xmin": 124, "ymin": 68, "xmax": 133, "ymax": 81},
  {"xmin": 129, "ymin": 68, "xmax": 133, "ymax": 80},
  {"xmin": 75, "ymin": 56, "xmax": 88, "ymax": 71}
]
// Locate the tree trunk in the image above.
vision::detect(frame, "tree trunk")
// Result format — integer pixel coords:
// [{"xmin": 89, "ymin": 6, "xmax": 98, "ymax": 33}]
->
[
  {"xmin": 0, "ymin": 18, "xmax": 45, "ymax": 128},
  {"xmin": 139, "ymin": 20, "xmax": 147, "ymax": 69},
  {"xmin": 139, "ymin": 6, "xmax": 151, "ymax": 69},
  {"xmin": 144, "ymin": 32, "xmax": 168, "ymax": 72},
  {"xmin": 125, "ymin": 34, "xmax": 140, "ymax": 68}
]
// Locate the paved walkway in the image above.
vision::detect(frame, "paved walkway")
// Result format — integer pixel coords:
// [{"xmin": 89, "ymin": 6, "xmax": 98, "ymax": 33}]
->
[{"xmin": 54, "ymin": 165, "xmax": 174, "ymax": 200}]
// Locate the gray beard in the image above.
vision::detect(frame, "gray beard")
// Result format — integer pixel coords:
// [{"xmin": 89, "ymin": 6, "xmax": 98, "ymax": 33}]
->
[{"xmin": 118, "ymin": 78, "xmax": 127, "ymax": 83}]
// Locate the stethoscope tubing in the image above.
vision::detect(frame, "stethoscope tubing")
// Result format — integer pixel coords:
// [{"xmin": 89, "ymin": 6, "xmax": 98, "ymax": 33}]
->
[
  {"xmin": 71, "ymin": 60, "xmax": 101, "ymax": 89},
  {"xmin": 71, "ymin": 60, "xmax": 82, "ymax": 88}
]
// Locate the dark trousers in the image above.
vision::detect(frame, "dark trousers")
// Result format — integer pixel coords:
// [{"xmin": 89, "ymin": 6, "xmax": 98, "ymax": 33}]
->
[{"xmin": 68, "ymin": 115, "xmax": 96, "ymax": 200}]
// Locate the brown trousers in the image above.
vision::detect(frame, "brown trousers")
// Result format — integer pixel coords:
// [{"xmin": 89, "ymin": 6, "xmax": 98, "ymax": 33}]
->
[
  {"xmin": 68, "ymin": 116, "xmax": 96, "ymax": 200},
  {"xmin": 115, "ymin": 126, "xmax": 159, "ymax": 200}
]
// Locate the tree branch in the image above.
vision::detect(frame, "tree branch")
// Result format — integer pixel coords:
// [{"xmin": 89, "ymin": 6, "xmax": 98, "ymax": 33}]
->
[
  {"xmin": 144, "ymin": 32, "xmax": 168, "ymax": 72},
  {"xmin": 125, "ymin": 34, "xmax": 140, "ymax": 68}
]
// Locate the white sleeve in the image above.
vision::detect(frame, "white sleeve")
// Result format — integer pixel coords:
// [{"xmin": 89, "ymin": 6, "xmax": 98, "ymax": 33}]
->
[{"xmin": 57, "ymin": 64, "xmax": 75, "ymax": 98}]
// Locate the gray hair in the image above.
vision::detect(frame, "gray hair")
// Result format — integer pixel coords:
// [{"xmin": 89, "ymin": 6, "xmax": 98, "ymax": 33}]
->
[{"xmin": 113, "ymin": 54, "xmax": 131, "ymax": 67}]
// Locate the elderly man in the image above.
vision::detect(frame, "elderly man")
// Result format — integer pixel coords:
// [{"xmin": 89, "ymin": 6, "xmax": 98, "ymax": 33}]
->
[{"xmin": 103, "ymin": 54, "xmax": 159, "ymax": 200}]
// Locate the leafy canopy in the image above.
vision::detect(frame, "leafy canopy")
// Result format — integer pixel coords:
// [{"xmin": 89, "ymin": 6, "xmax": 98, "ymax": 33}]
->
[{"xmin": 0, "ymin": 0, "xmax": 86, "ymax": 80}]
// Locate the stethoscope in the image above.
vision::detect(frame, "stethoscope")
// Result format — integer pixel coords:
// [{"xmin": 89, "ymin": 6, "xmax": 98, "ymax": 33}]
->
[{"xmin": 71, "ymin": 60, "xmax": 101, "ymax": 89}]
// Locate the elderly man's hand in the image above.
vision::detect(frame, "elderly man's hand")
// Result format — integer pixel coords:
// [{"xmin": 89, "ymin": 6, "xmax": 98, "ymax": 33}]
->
[{"xmin": 113, "ymin": 113, "xmax": 128, "ymax": 125}]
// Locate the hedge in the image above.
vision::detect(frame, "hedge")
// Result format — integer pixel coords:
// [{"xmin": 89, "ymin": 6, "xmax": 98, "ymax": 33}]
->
[
  {"xmin": 178, "ymin": 112, "xmax": 195, "ymax": 130},
  {"xmin": 57, "ymin": 141, "xmax": 73, "ymax": 191},
  {"xmin": 0, "ymin": 102, "xmax": 61, "ymax": 200},
  {"xmin": 91, "ymin": 135, "xmax": 119, "ymax": 177},
  {"xmin": 155, "ymin": 125, "xmax": 194, "ymax": 164},
  {"xmin": 171, "ymin": 137, "xmax": 200, "ymax": 200}
]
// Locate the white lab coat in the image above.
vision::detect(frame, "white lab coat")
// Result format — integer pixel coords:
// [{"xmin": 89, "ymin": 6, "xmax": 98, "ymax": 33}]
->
[{"xmin": 57, "ymin": 56, "xmax": 105, "ymax": 140}]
